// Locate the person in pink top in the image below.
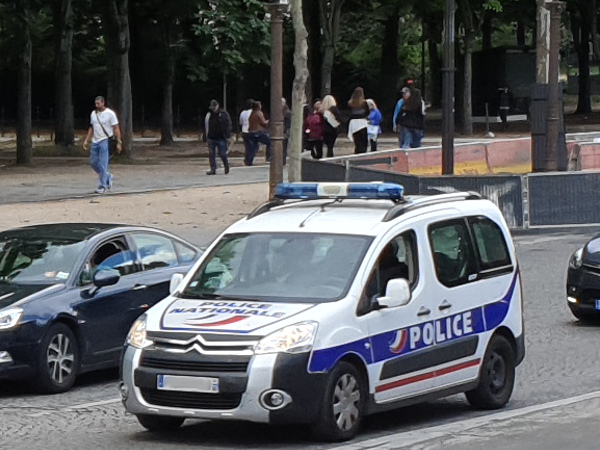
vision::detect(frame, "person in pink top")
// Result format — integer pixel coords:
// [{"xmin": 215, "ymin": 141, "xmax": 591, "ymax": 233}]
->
[{"xmin": 304, "ymin": 99, "xmax": 324, "ymax": 159}]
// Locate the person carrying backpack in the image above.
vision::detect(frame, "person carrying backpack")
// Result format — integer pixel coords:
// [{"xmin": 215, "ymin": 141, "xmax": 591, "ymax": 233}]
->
[{"xmin": 204, "ymin": 99, "xmax": 232, "ymax": 175}]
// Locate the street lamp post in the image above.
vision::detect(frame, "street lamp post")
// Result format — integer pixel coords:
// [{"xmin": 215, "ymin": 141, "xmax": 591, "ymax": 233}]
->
[
  {"xmin": 265, "ymin": 1, "xmax": 287, "ymax": 200},
  {"xmin": 442, "ymin": 0, "xmax": 455, "ymax": 175}
]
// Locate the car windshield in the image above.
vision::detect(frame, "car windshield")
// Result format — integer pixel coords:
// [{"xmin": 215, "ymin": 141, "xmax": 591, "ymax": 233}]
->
[
  {"xmin": 0, "ymin": 237, "xmax": 86, "ymax": 284},
  {"xmin": 180, "ymin": 233, "xmax": 372, "ymax": 303}
]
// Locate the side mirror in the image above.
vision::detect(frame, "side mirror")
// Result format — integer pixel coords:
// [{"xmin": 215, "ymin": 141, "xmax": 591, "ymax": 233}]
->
[
  {"xmin": 378, "ymin": 278, "xmax": 411, "ymax": 309},
  {"xmin": 170, "ymin": 273, "xmax": 185, "ymax": 294},
  {"xmin": 88, "ymin": 269, "xmax": 120, "ymax": 296}
]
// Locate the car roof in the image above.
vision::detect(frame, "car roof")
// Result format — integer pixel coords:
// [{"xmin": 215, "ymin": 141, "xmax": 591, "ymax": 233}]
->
[
  {"xmin": 0, "ymin": 223, "xmax": 129, "ymax": 243},
  {"xmin": 224, "ymin": 194, "xmax": 496, "ymax": 237}
]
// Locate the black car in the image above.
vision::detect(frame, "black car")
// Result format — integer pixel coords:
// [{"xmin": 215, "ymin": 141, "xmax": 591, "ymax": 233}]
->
[
  {"xmin": 567, "ymin": 236, "xmax": 600, "ymax": 321},
  {"xmin": 0, "ymin": 223, "xmax": 201, "ymax": 393}
]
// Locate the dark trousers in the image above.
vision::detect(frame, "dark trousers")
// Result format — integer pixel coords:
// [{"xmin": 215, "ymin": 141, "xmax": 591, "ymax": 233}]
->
[
  {"xmin": 353, "ymin": 128, "xmax": 368, "ymax": 154},
  {"xmin": 282, "ymin": 138, "xmax": 288, "ymax": 165},
  {"xmin": 370, "ymin": 139, "xmax": 378, "ymax": 152},
  {"xmin": 251, "ymin": 131, "xmax": 272, "ymax": 162},
  {"xmin": 207, "ymin": 138, "xmax": 229, "ymax": 173},
  {"xmin": 307, "ymin": 140, "xmax": 324, "ymax": 159},
  {"xmin": 242, "ymin": 133, "xmax": 256, "ymax": 166},
  {"xmin": 323, "ymin": 132, "xmax": 337, "ymax": 158}
]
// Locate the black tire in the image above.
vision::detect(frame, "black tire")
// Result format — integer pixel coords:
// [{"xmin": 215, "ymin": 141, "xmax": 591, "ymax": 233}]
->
[
  {"xmin": 35, "ymin": 323, "xmax": 80, "ymax": 394},
  {"xmin": 466, "ymin": 335, "xmax": 515, "ymax": 409},
  {"xmin": 136, "ymin": 414, "xmax": 185, "ymax": 432},
  {"xmin": 312, "ymin": 361, "xmax": 365, "ymax": 442}
]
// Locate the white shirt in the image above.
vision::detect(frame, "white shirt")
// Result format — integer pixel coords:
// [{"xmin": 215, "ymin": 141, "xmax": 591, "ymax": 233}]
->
[
  {"xmin": 239, "ymin": 109, "xmax": 252, "ymax": 134},
  {"xmin": 90, "ymin": 108, "xmax": 119, "ymax": 143}
]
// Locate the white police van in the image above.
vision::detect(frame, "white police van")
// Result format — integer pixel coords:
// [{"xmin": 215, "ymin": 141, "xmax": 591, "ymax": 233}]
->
[{"xmin": 120, "ymin": 182, "xmax": 525, "ymax": 441}]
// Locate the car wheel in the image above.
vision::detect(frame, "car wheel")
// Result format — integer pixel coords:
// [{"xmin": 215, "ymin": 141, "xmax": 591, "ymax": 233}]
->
[
  {"xmin": 35, "ymin": 323, "xmax": 79, "ymax": 394},
  {"xmin": 136, "ymin": 414, "xmax": 185, "ymax": 432},
  {"xmin": 466, "ymin": 335, "xmax": 515, "ymax": 409},
  {"xmin": 312, "ymin": 361, "xmax": 364, "ymax": 442}
]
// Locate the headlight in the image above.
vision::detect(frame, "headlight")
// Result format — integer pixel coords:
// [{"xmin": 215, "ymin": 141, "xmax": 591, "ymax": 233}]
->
[
  {"xmin": 254, "ymin": 322, "xmax": 318, "ymax": 355},
  {"xmin": 126, "ymin": 315, "xmax": 154, "ymax": 349},
  {"xmin": 570, "ymin": 248, "xmax": 584, "ymax": 269},
  {"xmin": 0, "ymin": 307, "xmax": 23, "ymax": 330}
]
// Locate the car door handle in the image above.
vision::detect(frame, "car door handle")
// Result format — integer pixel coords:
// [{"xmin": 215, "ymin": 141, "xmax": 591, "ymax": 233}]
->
[
  {"xmin": 132, "ymin": 284, "xmax": 147, "ymax": 291},
  {"xmin": 438, "ymin": 301, "xmax": 452, "ymax": 311},
  {"xmin": 417, "ymin": 307, "xmax": 431, "ymax": 317}
]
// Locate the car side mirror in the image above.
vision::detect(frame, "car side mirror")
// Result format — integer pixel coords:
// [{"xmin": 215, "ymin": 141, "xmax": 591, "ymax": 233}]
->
[
  {"xmin": 89, "ymin": 269, "xmax": 120, "ymax": 295},
  {"xmin": 170, "ymin": 273, "xmax": 185, "ymax": 294},
  {"xmin": 378, "ymin": 278, "xmax": 411, "ymax": 309}
]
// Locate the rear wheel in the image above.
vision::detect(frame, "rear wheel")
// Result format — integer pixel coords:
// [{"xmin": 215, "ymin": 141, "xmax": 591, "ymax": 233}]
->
[
  {"xmin": 136, "ymin": 414, "xmax": 185, "ymax": 432},
  {"xmin": 312, "ymin": 361, "xmax": 364, "ymax": 442},
  {"xmin": 466, "ymin": 335, "xmax": 515, "ymax": 409},
  {"xmin": 35, "ymin": 323, "xmax": 79, "ymax": 394}
]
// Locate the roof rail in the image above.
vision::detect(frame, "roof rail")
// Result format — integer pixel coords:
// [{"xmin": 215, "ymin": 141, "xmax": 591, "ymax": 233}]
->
[{"xmin": 382, "ymin": 191, "xmax": 482, "ymax": 222}]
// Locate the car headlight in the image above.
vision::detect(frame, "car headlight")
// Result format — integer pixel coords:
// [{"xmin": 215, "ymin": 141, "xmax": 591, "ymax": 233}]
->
[
  {"xmin": 570, "ymin": 248, "xmax": 584, "ymax": 269},
  {"xmin": 0, "ymin": 307, "xmax": 23, "ymax": 330},
  {"xmin": 254, "ymin": 322, "xmax": 318, "ymax": 355},
  {"xmin": 126, "ymin": 315, "xmax": 154, "ymax": 349}
]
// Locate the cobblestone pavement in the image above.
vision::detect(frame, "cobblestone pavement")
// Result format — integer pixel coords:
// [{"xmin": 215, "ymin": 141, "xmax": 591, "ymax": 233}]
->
[{"xmin": 2, "ymin": 230, "xmax": 600, "ymax": 449}]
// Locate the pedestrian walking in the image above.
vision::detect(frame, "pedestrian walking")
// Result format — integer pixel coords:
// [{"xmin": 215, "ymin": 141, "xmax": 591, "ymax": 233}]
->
[
  {"xmin": 366, "ymin": 98, "xmax": 382, "ymax": 152},
  {"xmin": 499, "ymin": 87, "xmax": 511, "ymax": 130},
  {"xmin": 394, "ymin": 86, "xmax": 425, "ymax": 149},
  {"xmin": 347, "ymin": 87, "xmax": 369, "ymax": 154},
  {"xmin": 304, "ymin": 100, "xmax": 324, "ymax": 159},
  {"xmin": 204, "ymin": 99, "xmax": 232, "ymax": 175},
  {"xmin": 282, "ymin": 98, "xmax": 292, "ymax": 165},
  {"xmin": 248, "ymin": 101, "xmax": 272, "ymax": 164},
  {"xmin": 82, "ymin": 96, "xmax": 122, "ymax": 194},
  {"xmin": 320, "ymin": 95, "xmax": 341, "ymax": 158},
  {"xmin": 239, "ymin": 98, "xmax": 255, "ymax": 166}
]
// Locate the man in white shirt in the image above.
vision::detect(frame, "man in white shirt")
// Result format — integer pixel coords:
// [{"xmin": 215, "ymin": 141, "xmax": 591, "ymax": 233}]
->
[
  {"xmin": 82, "ymin": 96, "xmax": 122, "ymax": 194},
  {"xmin": 239, "ymin": 98, "xmax": 254, "ymax": 166}
]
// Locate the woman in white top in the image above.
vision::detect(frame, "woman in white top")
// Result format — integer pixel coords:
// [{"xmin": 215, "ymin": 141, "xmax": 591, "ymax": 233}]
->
[
  {"xmin": 320, "ymin": 95, "xmax": 341, "ymax": 158},
  {"xmin": 239, "ymin": 98, "xmax": 254, "ymax": 166}
]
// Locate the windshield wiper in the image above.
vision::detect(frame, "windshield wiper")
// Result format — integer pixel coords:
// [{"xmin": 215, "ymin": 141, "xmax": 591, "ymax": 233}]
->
[{"xmin": 179, "ymin": 292, "xmax": 226, "ymax": 300}]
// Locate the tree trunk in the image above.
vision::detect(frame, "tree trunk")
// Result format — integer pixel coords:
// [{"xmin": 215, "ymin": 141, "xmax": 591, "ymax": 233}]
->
[
  {"xmin": 159, "ymin": 20, "xmax": 174, "ymax": 146},
  {"xmin": 16, "ymin": 0, "xmax": 32, "ymax": 165},
  {"xmin": 426, "ymin": 22, "xmax": 442, "ymax": 108},
  {"xmin": 592, "ymin": 0, "xmax": 600, "ymax": 60},
  {"xmin": 461, "ymin": 35, "xmax": 474, "ymax": 135},
  {"xmin": 289, "ymin": 0, "xmax": 309, "ymax": 182},
  {"xmin": 482, "ymin": 16, "xmax": 492, "ymax": 50},
  {"xmin": 303, "ymin": 0, "xmax": 321, "ymax": 101},
  {"xmin": 102, "ymin": 0, "xmax": 133, "ymax": 157},
  {"xmin": 319, "ymin": 0, "xmax": 344, "ymax": 97},
  {"xmin": 517, "ymin": 20, "xmax": 526, "ymax": 46},
  {"xmin": 576, "ymin": 16, "xmax": 592, "ymax": 114},
  {"xmin": 379, "ymin": 8, "xmax": 400, "ymax": 127},
  {"xmin": 53, "ymin": 0, "xmax": 74, "ymax": 150}
]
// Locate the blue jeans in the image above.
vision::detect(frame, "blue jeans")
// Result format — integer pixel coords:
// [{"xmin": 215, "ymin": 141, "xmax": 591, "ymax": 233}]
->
[
  {"xmin": 251, "ymin": 131, "xmax": 272, "ymax": 161},
  {"xmin": 90, "ymin": 139, "xmax": 110, "ymax": 188},
  {"xmin": 401, "ymin": 128, "xmax": 423, "ymax": 149},
  {"xmin": 242, "ymin": 133, "xmax": 257, "ymax": 166},
  {"xmin": 207, "ymin": 138, "xmax": 229, "ymax": 172}
]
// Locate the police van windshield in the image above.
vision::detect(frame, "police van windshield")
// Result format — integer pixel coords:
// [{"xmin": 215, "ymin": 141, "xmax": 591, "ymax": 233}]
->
[{"xmin": 180, "ymin": 233, "xmax": 372, "ymax": 303}]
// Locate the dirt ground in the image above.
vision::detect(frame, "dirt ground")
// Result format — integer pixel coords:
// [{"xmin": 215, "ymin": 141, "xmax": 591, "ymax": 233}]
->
[{"xmin": 0, "ymin": 183, "xmax": 269, "ymax": 245}]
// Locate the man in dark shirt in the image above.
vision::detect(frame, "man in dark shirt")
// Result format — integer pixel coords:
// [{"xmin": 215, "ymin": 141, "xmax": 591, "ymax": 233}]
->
[{"xmin": 204, "ymin": 99, "xmax": 232, "ymax": 175}]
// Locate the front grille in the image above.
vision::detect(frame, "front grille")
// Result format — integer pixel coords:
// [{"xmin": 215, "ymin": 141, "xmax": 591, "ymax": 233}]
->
[
  {"xmin": 577, "ymin": 289, "xmax": 600, "ymax": 305},
  {"xmin": 140, "ymin": 356, "xmax": 249, "ymax": 373},
  {"xmin": 140, "ymin": 388, "xmax": 242, "ymax": 410}
]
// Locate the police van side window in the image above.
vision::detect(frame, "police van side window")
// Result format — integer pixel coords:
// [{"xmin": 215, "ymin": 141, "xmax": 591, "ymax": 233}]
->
[
  {"xmin": 469, "ymin": 217, "xmax": 513, "ymax": 277},
  {"xmin": 359, "ymin": 231, "xmax": 418, "ymax": 315},
  {"xmin": 429, "ymin": 220, "xmax": 478, "ymax": 288}
]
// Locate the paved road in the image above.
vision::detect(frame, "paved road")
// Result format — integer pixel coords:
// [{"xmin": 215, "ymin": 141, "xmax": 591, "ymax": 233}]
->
[{"xmin": 1, "ymin": 229, "xmax": 599, "ymax": 449}]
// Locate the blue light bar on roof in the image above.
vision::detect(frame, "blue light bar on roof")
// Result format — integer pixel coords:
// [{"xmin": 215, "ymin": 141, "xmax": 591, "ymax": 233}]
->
[{"xmin": 275, "ymin": 182, "xmax": 404, "ymax": 201}]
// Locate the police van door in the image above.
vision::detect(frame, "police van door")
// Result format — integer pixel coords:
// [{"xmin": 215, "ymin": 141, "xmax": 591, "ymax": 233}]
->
[
  {"xmin": 427, "ymin": 217, "xmax": 515, "ymax": 390},
  {"xmin": 359, "ymin": 230, "xmax": 434, "ymax": 404}
]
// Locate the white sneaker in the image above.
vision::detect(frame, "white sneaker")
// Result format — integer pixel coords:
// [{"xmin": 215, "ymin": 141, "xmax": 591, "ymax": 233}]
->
[{"xmin": 95, "ymin": 187, "xmax": 106, "ymax": 194}]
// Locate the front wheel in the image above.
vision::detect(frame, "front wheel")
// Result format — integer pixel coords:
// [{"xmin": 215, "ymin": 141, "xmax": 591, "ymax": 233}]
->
[
  {"xmin": 466, "ymin": 335, "xmax": 515, "ymax": 409},
  {"xmin": 35, "ymin": 323, "xmax": 79, "ymax": 394},
  {"xmin": 312, "ymin": 361, "xmax": 365, "ymax": 442},
  {"xmin": 136, "ymin": 414, "xmax": 185, "ymax": 432}
]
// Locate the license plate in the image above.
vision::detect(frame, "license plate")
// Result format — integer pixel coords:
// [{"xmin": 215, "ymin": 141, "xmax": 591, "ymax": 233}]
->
[
  {"xmin": 595, "ymin": 299, "xmax": 600, "ymax": 310},
  {"xmin": 157, "ymin": 375, "xmax": 219, "ymax": 393}
]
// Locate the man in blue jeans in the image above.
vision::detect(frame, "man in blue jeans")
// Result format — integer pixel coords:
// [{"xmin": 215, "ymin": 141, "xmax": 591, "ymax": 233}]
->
[
  {"xmin": 204, "ymin": 99, "xmax": 233, "ymax": 175},
  {"xmin": 83, "ymin": 96, "xmax": 122, "ymax": 194}
]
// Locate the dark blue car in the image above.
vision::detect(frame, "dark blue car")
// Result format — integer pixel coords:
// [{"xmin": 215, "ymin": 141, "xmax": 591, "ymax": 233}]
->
[{"xmin": 0, "ymin": 223, "xmax": 201, "ymax": 393}]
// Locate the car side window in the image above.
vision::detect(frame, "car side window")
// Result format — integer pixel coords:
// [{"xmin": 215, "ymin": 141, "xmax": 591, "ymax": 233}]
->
[
  {"xmin": 360, "ymin": 231, "xmax": 418, "ymax": 315},
  {"xmin": 469, "ymin": 217, "xmax": 513, "ymax": 275},
  {"xmin": 131, "ymin": 233, "xmax": 178, "ymax": 271},
  {"xmin": 79, "ymin": 238, "xmax": 136, "ymax": 285},
  {"xmin": 174, "ymin": 241, "xmax": 198, "ymax": 264},
  {"xmin": 429, "ymin": 220, "xmax": 478, "ymax": 287}
]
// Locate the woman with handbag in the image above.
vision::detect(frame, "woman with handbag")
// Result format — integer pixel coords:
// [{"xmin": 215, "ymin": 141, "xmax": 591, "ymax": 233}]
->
[{"xmin": 82, "ymin": 96, "xmax": 122, "ymax": 194}]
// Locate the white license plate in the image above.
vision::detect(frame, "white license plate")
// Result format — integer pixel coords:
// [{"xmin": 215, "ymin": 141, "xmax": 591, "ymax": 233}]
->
[
  {"xmin": 157, "ymin": 375, "xmax": 219, "ymax": 393},
  {"xmin": 595, "ymin": 299, "xmax": 600, "ymax": 310}
]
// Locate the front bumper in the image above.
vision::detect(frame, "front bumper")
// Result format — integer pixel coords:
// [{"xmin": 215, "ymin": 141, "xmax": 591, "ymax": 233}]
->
[
  {"xmin": 567, "ymin": 266, "xmax": 600, "ymax": 314},
  {"xmin": 121, "ymin": 346, "xmax": 328, "ymax": 425},
  {"xmin": 0, "ymin": 329, "xmax": 39, "ymax": 381}
]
